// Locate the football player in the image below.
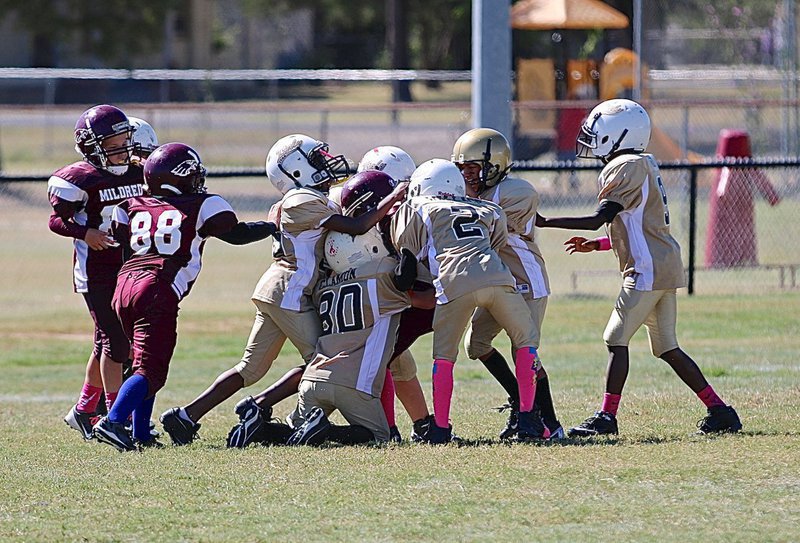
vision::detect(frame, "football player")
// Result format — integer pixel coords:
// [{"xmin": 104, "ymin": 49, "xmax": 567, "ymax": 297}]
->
[
  {"xmin": 351, "ymin": 148, "xmax": 435, "ymax": 442},
  {"xmin": 234, "ymin": 229, "xmax": 435, "ymax": 446},
  {"xmin": 92, "ymin": 143, "xmax": 275, "ymax": 451},
  {"xmin": 128, "ymin": 117, "xmax": 160, "ymax": 161},
  {"xmin": 224, "ymin": 168, "xmax": 423, "ymax": 448},
  {"xmin": 48, "ymin": 105, "xmax": 143, "ymax": 440},
  {"xmin": 391, "ymin": 159, "xmax": 544, "ymax": 443},
  {"xmin": 159, "ymin": 134, "xmax": 408, "ymax": 446},
  {"xmin": 452, "ymin": 128, "xmax": 563, "ymax": 440},
  {"xmin": 537, "ymin": 99, "xmax": 742, "ymax": 436}
]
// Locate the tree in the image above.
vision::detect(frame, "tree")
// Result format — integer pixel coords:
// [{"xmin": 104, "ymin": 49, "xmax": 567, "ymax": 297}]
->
[{"xmin": 0, "ymin": 0, "xmax": 180, "ymax": 68}]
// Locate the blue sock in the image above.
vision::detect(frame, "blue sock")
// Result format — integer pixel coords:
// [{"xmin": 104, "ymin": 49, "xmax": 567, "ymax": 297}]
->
[
  {"xmin": 108, "ymin": 374, "xmax": 149, "ymax": 425},
  {"xmin": 132, "ymin": 394, "xmax": 156, "ymax": 442}
]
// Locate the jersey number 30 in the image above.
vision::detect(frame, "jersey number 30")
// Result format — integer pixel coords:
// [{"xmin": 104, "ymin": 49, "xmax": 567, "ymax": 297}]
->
[
  {"xmin": 130, "ymin": 210, "xmax": 183, "ymax": 255},
  {"xmin": 319, "ymin": 284, "xmax": 365, "ymax": 336}
]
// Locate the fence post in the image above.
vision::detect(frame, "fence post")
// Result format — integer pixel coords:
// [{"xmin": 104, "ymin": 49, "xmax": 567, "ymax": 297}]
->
[{"xmin": 688, "ymin": 167, "xmax": 697, "ymax": 295}]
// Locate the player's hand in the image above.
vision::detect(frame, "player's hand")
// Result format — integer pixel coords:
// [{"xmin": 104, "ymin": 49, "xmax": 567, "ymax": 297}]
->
[
  {"xmin": 312, "ymin": 350, "xmax": 349, "ymax": 370},
  {"xmin": 267, "ymin": 201, "xmax": 282, "ymax": 224},
  {"xmin": 564, "ymin": 236, "xmax": 599, "ymax": 254},
  {"xmin": 85, "ymin": 228, "xmax": 118, "ymax": 250},
  {"xmin": 388, "ymin": 181, "xmax": 409, "ymax": 203}
]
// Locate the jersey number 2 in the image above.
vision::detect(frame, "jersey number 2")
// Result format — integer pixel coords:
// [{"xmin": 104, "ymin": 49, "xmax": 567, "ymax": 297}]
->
[{"xmin": 451, "ymin": 206, "xmax": 483, "ymax": 239}]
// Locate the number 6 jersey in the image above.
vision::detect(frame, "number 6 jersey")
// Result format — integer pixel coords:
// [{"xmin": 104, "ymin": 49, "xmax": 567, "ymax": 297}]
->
[{"xmin": 110, "ymin": 193, "xmax": 238, "ymax": 300}]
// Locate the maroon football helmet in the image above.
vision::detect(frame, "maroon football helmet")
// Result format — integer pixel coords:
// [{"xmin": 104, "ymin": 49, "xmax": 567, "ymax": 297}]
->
[
  {"xmin": 74, "ymin": 105, "xmax": 135, "ymax": 173},
  {"xmin": 144, "ymin": 143, "xmax": 208, "ymax": 196},
  {"xmin": 340, "ymin": 170, "xmax": 396, "ymax": 217}
]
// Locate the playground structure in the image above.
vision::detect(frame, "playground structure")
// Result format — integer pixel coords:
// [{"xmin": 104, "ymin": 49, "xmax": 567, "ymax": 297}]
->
[{"xmin": 514, "ymin": 47, "xmax": 699, "ymax": 162}]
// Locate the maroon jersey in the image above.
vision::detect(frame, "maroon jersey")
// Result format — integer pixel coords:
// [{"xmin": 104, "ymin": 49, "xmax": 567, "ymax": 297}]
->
[
  {"xmin": 111, "ymin": 193, "xmax": 237, "ymax": 300},
  {"xmin": 47, "ymin": 161, "xmax": 145, "ymax": 292}
]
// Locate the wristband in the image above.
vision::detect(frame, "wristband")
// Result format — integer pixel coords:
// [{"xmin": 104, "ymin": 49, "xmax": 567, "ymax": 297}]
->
[{"xmin": 596, "ymin": 236, "xmax": 611, "ymax": 251}]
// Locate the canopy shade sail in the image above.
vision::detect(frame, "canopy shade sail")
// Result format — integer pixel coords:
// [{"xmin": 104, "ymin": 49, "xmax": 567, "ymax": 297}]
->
[{"xmin": 511, "ymin": 0, "xmax": 629, "ymax": 30}]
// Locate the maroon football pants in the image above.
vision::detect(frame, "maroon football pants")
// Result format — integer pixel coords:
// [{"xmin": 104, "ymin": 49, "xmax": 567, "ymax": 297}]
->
[
  {"xmin": 113, "ymin": 269, "xmax": 180, "ymax": 396},
  {"xmin": 390, "ymin": 306, "xmax": 435, "ymax": 362},
  {"xmin": 82, "ymin": 282, "xmax": 130, "ymax": 363}
]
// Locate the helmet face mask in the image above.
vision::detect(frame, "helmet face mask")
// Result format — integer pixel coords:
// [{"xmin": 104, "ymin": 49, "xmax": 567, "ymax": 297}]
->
[
  {"xmin": 576, "ymin": 99, "xmax": 651, "ymax": 162},
  {"xmin": 266, "ymin": 134, "xmax": 349, "ymax": 195},
  {"xmin": 74, "ymin": 105, "xmax": 135, "ymax": 175},
  {"xmin": 451, "ymin": 128, "xmax": 512, "ymax": 192},
  {"xmin": 143, "ymin": 143, "xmax": 207, "ymax": 197},
  {"xmin": 408, "ymin": 159, "xmax": 466, "ymax": 200}
]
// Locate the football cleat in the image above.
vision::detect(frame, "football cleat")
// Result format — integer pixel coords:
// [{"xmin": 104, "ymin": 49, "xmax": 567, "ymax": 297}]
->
[
  {"xmin": 226, "ymin": 397, "xmax": 271, "ymax": 449},
  {"xmin": 696, "ymin": 405, "xmax": 742, "ymax": 434},
  {"xmin": 389, "ymin": 425, "xmax": 402, "ymax": 443},
  {"xmin": 287, "ymin": 407, "xmax": 332, "ymax": 446},
  {"xmin": 516, "ymin": 410, "xmax": 545, "ymax": 442},
  {"xmin": 134, "ymin": 437, "xmax": 165, "ymax": 450},
  {"xmin": 411, "ymin": 415, "xmax": 432, "ymax": 443},
  {"xmin": 544, "ymin": 424, "xmax": 566, "ymax": 441},
  {"xmin": 92, "ymin": 416, "xmax": 136, "ymax": 452},
  {"xmin": 418, "ymin": 421, "xmax": 453, "ymax": 445},
  {"xmin": 568, "ymin": 411, "xmax": 619, "ymax": 437},
  {"xmin": 159, "ymin": 407, "xmax": 201, "ymax": 446},
  {"xmin": 495, "ymin": 402, "xmax": 519, "ymax": 440},
  {"xmin": 64, "ymin": 404, "xmax": 95, "ymax": 440}
]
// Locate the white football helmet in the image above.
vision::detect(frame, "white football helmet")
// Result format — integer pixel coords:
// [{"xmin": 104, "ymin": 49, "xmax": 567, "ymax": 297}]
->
[
  {"xmin": 128, "ymin": 117, "xmax": 159, "ymax": 159},
  {"xmin": 324, "ymin": 228, "xmax": 390, "ymax": 274},
  {"xmin": 265, "ymin": 134, "xmax": 349, "ymax": 195},
  {"xmin": 408, "ymin": 159, "xmax": 465, "ymax": 199},
  {"xmin": 357, "ymin": 146, "xmax": 416, "ymax": 182},
  {"xmin": 577, "ymin": 99, "xmax": 651, "ymax": 161}
]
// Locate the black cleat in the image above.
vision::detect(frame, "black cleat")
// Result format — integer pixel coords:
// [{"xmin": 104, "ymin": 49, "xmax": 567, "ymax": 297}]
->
[
  {"xmin": 64, "ymin": 404, "xmax": 95, "ymax": 440},
  {"xmin": 696, "ymin": 405, "xmax": 742, "ymax": 434},
  {"xmin": 227, "ymin": 397, "xmax": 271, "ymax": 449},
  {"xmin": 287, "ymin": 407, "xmax": 332, "ymax": 446},
  {"xmin": 389, "ymin": 425, "xmax": 402, "ymax": 443},
  {"xmin": 159, "ymin": 407, "xmax": 201, "ymax": 446},
  {"xmin": 516, "ymin": 409, "xmax": 545, "ymax": 441},
  {"xmin": 496, "ymin": 402, "xmax": 519, "ymax": 440},
  {"xmin": 418, "ymin": 421, "xmax": 453, "ymax": 445},
  {"xmin": 93, "ymin": 416, "xmax": 136, "ymax": 452},
  {"xmin": 134, "ymin": 437, "xmax": 165, "ymax": 450},
  {"xmin": 411, "ymin": 416, "xmax": 432, "ymax": 443},
  {"xmin": 568, "ymin": 411, "xmax": 619, "ymax": 437}
]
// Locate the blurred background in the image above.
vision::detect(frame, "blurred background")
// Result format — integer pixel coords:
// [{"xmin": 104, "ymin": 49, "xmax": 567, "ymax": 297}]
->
[{"xmin": 0, "ymin": 0, "xmax": 798, "ymax": 299}]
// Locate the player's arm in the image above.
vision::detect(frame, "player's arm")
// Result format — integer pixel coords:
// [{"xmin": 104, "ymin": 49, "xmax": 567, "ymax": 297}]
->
[
  {"xmin": 536, "ymin": 200, "xmax": 623, "ymax": 231},
  {"xmin": 215, "ymin": 221, "xmax": 277, "ymax": 245},
  {"xmin": 323, "ymin": 181, "xmax": 408, "ymax": 235},
  {"xmin": 409, "ymin": 289, "xmax": 436, "ymax": 310}
]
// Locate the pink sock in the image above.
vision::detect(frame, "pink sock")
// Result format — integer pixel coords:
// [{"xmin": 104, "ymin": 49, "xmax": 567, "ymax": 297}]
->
[
  {"xmin": 432, "ymin": 359, "xmax": 455, "ymax": 428},
  {"xmin": 105, "ymin": 391, "xmax": 119, "ymax": 412},
  {"xmin": 697, "ymin": 385, "xmax": 726, "ymax": 408},
  {"xmin": 380, "ymin": 369, "xmax": 396, "ymax": 427},
  {"xmin": 76, "ymin": 384, "xmax": 103, "ymax": 414},
  {"xmin": 514, "ymin": 347, "xmax": 539, "ymax": 412},
  {"xmin": 601, "ymin": 393, "xmax": 622, "ymax": 415}
]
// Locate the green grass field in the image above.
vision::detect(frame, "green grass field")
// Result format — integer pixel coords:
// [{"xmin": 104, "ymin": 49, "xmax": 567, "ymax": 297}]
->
[{"xmin": 1, "ymin": 192, "xmax": 799, "ymax": 542}]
